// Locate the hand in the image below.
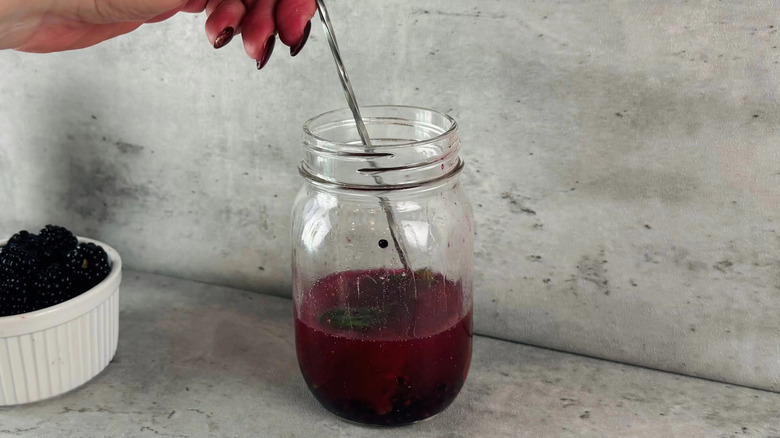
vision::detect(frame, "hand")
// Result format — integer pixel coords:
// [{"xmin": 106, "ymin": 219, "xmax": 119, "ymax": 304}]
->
[{"xmin": 0, "ymin": 0, "xmax": 316, "ymax": 69}]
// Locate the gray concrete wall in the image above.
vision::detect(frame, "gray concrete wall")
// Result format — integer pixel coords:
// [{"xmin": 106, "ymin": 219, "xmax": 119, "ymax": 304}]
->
[{"xmin": 2, "ymin": 1, "xmax": 779, "ymax": 391}]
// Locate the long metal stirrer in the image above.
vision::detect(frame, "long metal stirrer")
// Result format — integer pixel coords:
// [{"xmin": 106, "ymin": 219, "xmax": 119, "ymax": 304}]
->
[{"xmin": 315, "ymin": 0, "xmax": 412, "ymax": 272}]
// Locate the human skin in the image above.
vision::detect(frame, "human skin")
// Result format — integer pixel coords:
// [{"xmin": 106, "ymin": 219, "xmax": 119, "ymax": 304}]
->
[{"xmin": 0, "ymin": 0, "xmax": 316, "ymax": 66}]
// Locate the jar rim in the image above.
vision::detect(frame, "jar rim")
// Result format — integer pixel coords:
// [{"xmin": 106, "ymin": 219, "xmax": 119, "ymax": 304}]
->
[
  {"xmin": 302, "ymin": 105, "xmax": 458, "ymax": 149},
  {"xmin": 298, "ymin": 157, "xmax": 465, "ymax": 191}
]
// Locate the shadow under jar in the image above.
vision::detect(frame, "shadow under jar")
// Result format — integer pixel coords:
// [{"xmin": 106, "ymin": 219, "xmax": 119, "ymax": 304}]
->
[{"xmin": 291, "ymin": 106, "xmax": 474, "ymax": 426}]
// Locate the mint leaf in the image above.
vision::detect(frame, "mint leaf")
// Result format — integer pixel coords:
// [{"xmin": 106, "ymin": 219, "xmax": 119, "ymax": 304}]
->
[
  {"xmin": 320, "ymin": 307, "xmax": 381, "ymax": 330},
  {"xmin": 414, "ymin": 267, "xmax": 439, "ymax": 287}
]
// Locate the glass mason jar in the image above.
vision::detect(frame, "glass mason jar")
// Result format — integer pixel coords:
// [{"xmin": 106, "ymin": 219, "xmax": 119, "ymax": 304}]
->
[{"xmin": 291, "ymin": 106, "xmax": 474, "ymax": 426}]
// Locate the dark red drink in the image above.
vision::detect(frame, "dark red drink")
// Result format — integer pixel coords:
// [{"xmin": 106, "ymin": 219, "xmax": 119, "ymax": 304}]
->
[{"xmin": 295, "ymin": 268, "xmax": 473, "ymax": 426}]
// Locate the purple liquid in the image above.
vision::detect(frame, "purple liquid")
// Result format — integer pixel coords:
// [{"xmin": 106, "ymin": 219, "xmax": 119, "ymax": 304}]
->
[{"xmin": 295, "ymin": 269, "xmax": 473, "ymax": 426}]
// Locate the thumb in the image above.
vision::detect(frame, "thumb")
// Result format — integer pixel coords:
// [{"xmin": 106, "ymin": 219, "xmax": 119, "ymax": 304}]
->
[{"xmin": 61, "ymin": 0, "xmax": 193, "ymax": 23}]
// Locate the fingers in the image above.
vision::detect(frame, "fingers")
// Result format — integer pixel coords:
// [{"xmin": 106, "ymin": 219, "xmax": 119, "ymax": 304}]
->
[
  {"xmin": 204, "ymin": 0, "xmax": 246, "ymax": 48},
  {"xmin": 239, "ymin": 0, "xmax": 277, "ymax": 67},
  {"xmin": 199, "ymin": 0, "xmax": 316, "ymax": 65},
  {"xmin": 275, "ymin": 0, "xmax": 315, "ymax": 54}
]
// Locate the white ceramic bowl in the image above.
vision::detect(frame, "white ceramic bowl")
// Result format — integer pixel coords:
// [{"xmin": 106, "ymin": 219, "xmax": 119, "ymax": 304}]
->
[{"xmin": 0, "ymin": 237, "xmax": 121, "ymax": 405}]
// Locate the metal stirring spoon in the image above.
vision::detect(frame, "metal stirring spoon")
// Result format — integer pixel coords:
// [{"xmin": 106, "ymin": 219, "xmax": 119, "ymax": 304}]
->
[{"xmin": 315, "ymin": 0, "xmax": 412, "ymax": 273}]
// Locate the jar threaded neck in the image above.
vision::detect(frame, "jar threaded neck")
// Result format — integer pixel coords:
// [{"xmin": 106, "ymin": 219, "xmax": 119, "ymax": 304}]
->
[{"xmin": 301, "ymin": 106, "xmax": 461, "ymax": 190}]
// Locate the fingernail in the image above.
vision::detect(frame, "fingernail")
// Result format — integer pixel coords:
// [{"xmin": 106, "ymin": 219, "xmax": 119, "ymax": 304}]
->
[
  {"xmin": 214, "ymin": 27, "xmax": 234, "ymax": 49},
  {"xmin": 290, "ymin": 21, "xmax": 311, "ymax": 57},
  {"xmin": 256, "ymin": 35, "xmax": 276, "ymax": 70}
]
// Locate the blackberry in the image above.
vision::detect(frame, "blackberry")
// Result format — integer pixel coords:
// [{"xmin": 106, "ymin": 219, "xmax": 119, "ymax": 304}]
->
[
  {"xmin": 65, "ymin": 242, "xmax": 111, "ymax": 291},
  {"xmin": 6, "ymin": 230, "xmax": 42, "ymax": 255},
  {"xmin": 0, "ymin": 246, "xmax": 39, "ymax": 316},
  {"xmin": 0, "ymin": 245, "xmax": 41, "ymax": 279},
  {"xmin": 1, "ymin": 275, "xmax": 30, "ymax": 296},
  {"xmin": 0, "ymin": 276, "xmax": 32, "ymax": 316},
  {"xmin": 38, "ymin": 225, "xmax": 78, "ymax": 263},
  {"xmin": 32, "ymin": 264, "xmax": 74, "ymax": 308},
  {"xmin": 5, "ymin": 230, "xmax": 41, "ymax": 262}
]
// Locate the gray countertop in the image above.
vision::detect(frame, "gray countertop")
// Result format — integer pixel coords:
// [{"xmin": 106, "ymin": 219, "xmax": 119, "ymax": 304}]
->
[{"xmin": 1, "ymin": 270, "xmax": 779, "ymax": 437}]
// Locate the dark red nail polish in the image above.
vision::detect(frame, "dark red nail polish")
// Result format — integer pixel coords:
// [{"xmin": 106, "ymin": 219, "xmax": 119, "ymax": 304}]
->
[
  {"xmin": 214, "ymin": 27, "xmax": 234, "ymax": 49},
  {"xmin": 256, "ymin": 35, "xmax": 276, "ymax": 70},
  {"xmin": 290, "ymin": 21, "xmax": 311, "ymax": 57}
]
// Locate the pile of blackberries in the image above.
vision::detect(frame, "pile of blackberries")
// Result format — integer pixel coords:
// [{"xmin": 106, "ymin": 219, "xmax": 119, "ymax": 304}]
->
[{"xmin": 0, "ymin": 225, "xmax": 111, "ymax": 316}]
